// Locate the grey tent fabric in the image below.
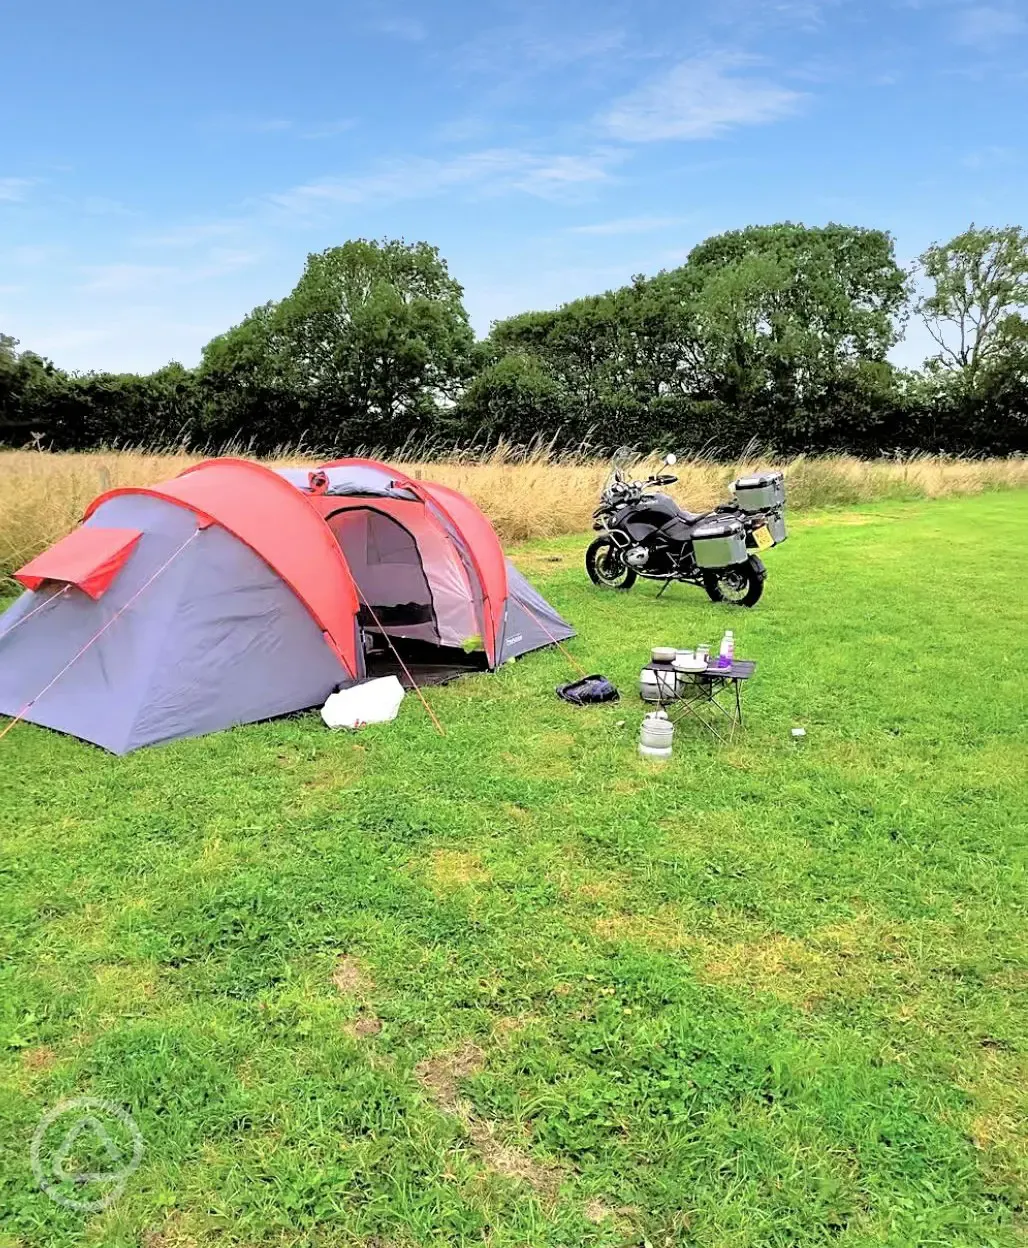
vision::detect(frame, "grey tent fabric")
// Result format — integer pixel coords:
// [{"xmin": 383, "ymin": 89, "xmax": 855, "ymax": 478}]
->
[
  {"xmin": 271, "ymin": 467, "xmax": 312, "ymax": 490},
  {"xmin": 498, "ymin": 560, "xmax": 575, "ymax": 661},
  {"xmin": 0, "ymin": 495, "xmax": 351, "ymax": 753}
]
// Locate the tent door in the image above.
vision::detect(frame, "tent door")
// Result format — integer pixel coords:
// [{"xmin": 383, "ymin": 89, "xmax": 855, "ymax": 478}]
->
[{"xmin": 325, "ymin": 506, "xmax": 440, "ymax": 645}]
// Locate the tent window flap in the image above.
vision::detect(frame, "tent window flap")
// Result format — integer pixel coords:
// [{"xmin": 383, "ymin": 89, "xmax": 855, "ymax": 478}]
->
[{"xmin": 15, "ymin": 527, "xmax": 143, "ymax": 599}]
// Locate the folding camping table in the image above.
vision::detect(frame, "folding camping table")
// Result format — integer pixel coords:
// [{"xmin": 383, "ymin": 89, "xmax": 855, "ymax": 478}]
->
[{"xmin": 643, "ymin": 658, "xmax": 756, "ymax": 744}]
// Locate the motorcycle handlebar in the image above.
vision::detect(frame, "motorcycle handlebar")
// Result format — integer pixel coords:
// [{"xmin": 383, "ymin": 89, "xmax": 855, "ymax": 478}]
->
[{"xmin": 602, "ymin": 473, "xmax": 676, "ymax": 503}]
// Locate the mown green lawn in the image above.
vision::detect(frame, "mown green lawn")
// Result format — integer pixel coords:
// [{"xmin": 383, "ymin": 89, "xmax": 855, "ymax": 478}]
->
[{"xmin": 1, "ymin": 492, "xmax": 1026, "ymax": 1248}]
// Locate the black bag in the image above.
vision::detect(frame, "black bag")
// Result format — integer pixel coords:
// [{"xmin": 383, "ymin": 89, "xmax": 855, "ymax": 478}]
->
[{"xmin": 556, "ymin": 674, "xmax": 620, "ymax": 705}]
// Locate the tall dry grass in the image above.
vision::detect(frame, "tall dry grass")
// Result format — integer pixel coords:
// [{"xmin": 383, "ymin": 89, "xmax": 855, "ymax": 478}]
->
[{"xmin": 2, "ymin": 445, "xmax": 1026, "ymax": 583}]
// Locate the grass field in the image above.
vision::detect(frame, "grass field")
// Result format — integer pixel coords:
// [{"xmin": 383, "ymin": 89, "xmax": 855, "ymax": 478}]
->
[{"xmin": 1, "ymin": 493, "xmax": 1027, "ymax": 1247}]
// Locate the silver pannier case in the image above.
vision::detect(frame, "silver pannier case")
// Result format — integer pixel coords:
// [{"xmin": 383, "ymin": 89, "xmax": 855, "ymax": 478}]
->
[
  {"xmin": 731, "ymin": 471, "xmax": 786, "ymax": 513},
  {"xmin": 691, "ymin": 519, "xmax": 747, "ymax": 569},
  {"xmin": 766, "ymin": 509, "xmax": 788, "ymax": 544}
]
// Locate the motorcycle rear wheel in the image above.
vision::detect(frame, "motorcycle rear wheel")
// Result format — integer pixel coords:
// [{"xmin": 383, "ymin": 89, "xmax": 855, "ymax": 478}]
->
[
  {"xmin": 702, "ymin": 556, "xmax": 766, "ymax": 607},
  {"xmin": 586, "ymin": 536, "xmax": 638, "ymax": 590}
]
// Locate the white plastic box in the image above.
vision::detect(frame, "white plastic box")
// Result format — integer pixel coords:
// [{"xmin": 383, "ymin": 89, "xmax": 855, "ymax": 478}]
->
[{"xmin": 321, "ymin": 676, "xmax": 405, "ymax": 729}]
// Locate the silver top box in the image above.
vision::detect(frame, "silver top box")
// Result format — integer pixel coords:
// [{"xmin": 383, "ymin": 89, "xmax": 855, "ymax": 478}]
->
[{"xmin": 730, "ymin": 471, "xmax": 786, "ymax": 513}]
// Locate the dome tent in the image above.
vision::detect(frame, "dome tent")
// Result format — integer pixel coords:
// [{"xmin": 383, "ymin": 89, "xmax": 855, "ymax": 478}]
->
[{"xmin": 0, "ymin": 458, "xmax": 574, "ymax": 753}]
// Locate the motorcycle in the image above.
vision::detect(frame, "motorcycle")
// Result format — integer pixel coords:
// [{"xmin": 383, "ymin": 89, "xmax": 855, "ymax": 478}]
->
[{"xmin": 585, "ymin": 455, "xmax": 788, "ymax": 607}]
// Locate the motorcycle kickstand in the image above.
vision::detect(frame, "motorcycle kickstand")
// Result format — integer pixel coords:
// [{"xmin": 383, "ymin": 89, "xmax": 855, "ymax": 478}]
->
[{"xmin": 656, "ymin": 578, "xmax": 673, "ymax": 598}]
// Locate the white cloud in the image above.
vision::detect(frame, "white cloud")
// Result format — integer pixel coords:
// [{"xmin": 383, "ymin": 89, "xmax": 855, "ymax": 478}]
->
[
  {"xmin": 952, "ymin": 5, "xmax": 1027, "ymax": 46},
  {"xmin": 372, "ymin": 15, "xmax": 427, "ymax": 41},
  {"xmin": 300, "ymin": 119, "xmax": 357, "ymax": 140},
  {"xmin": 569, "ymin": 215, "xmax": 686, "ymax": 236},
  {"xmin": 82, "ymin": 196, "xmax": 133, "ymax": 216},
  {"xmin": 202, "ymin": 114, "xmax": 293, "ymax": 135},
  {"xmin": 0, "ymin": 177, "xmax": 35, "ymax": 203},
  {"xmin": 435, "ymin": 115, "xmax": 492, "ymax": 144},
  {"xmin": 268, "ymin": 148, "xmax": 619, "ymax": 215},
  {"xmin": 134, "ymin": 220, "xmax": 250, "ymax": 249},
  {"xmin": 962, "ymin": 144, "xmax": 1020, "ymax": 169},
  {"xmin": 453, "ymin": 18, "xmax": 630, "ymax": 108},
  {"xmin": 519, "ymin": 153, "xmax": 620, "ymax": 193},
  {"xmin": 603, "ymin": 55, "xmax": 804, "ymax": 142},
  {"xmin": 461, "ymin": 24, "xmax": 626, "ymax": 74},
  {"xmin": 6, "ymin": 244, "xmax": 61, "ymax": 266},
  {"xmin": 200, "ymin": 115, "xmax": 357, "ymax": 141},
  {"xmin": 78, "ymin": 250, "xmax": 260, "ymax": 294},
  {"xmin": 77, "ymin": 264, "xmax": 183, "ymax": 294}
]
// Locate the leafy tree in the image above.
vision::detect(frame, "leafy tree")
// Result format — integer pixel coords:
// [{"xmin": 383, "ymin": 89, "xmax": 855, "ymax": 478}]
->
[
  {"xmin": 687, "ymin": 223, "xmax": 908, "ymax": 355},
  {"xmin": 479, "ymin": 223, "xmax": 911, "ymax": 452},
  {"xmin": 5, "ymin": 222, "xmax": 1026, "ymax": 457},
  {"xmin": 681, "ymin": 223, "xmax": 910, "ymax": 447},
  {"xmin": 0, "ymin": 333, "xmax": 21, "ymax": 435},
  {"xmin": 291, "ymin": 238, "xmax": 474, "ymax": 445},
  {"xmin": 483, "ymin": 282, "xmax": 712, "ymax": 445},
  {"xmin": 0, "ymin": 335, "xmax": 71, "ymax": 446},
  {"xmin": 1, "ymin": 331, "xmax": 204, "ymax": 450},
  {"xmin": 493, "ymin": 299, "xmax": 623, "ymax": 436},
  {"xmin": 68, "ymin": 364, "xmax": 201, "ymax": 448},
  {"xmin": 198, "ymin": 239, "xmax": 474, "ymax": 451},
  {"xmin": 198, "ymin": 302, "xmax": 304, "ymax": 448},
  {"xmin": 917, "ymin": 224, "xmax": 1028, "ymax": 392},
  {"xmin": 455, "ymin": 352, "xmax": 566, "ymax": 439}
]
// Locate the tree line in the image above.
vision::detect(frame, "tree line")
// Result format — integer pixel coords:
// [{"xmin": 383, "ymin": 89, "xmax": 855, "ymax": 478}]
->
[{"xmin": 3, "ymin": 224, "xmax": 1026, "ymax": 456}]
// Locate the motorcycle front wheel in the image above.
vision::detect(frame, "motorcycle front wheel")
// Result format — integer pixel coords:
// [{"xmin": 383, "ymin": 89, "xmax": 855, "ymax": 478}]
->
[
  {"xmin": 586, "ymin": 536, "xmax": 637, "ymax": 590},
  {"xmin": 702, "ymin": 556, "xmax": 766, "ymax": 607}
]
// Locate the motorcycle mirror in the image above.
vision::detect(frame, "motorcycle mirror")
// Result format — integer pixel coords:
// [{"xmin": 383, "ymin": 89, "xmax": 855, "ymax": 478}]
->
[{"xmin": 664, "ymin": 453, "xmax": 677, "ymax": 466}]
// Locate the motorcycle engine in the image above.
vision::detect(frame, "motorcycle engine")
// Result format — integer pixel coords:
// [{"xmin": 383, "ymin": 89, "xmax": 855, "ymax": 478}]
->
[{"xmin": 625, "ymin": 545, "xmax": 649, "ymax": 568}]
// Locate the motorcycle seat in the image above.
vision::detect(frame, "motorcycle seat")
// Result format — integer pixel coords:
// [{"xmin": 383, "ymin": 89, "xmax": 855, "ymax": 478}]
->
[{"xmin": 663, "ymin": 503, "xmax": 705, "ymax": 525}]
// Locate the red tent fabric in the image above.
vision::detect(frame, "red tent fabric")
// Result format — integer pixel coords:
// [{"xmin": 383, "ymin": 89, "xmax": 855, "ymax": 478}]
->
[
  {"xmin": 16, "ymin": 527, "xmax": 142, "ymax": 599},
  {"xmin": 420, "ymin": 480, "xmax": 510, "ymax": 636},
  {"xmin": 84, "ymin": 458, "xmax": 362, "ymax": 673},
  {"xmin": 319, "ymin": 457, "xmax": 508, "ymax": 664}
]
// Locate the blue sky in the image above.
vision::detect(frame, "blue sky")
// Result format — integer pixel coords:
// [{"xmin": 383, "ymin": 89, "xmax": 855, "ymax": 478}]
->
[{"xmin": 1, "ymin": 0, "xmax": 1025, "ymax": 373}]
